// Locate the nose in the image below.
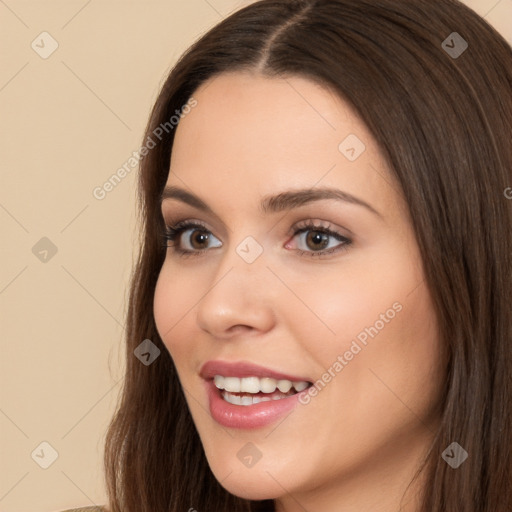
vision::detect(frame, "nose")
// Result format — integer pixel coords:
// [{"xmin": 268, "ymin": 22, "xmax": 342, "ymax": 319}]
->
[{"xmin": 195, "ymin": 241, "xmax": 277, "ymax": 339}]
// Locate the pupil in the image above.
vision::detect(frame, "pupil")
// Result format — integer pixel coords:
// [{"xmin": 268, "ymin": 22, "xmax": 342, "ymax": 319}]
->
[
  {"xmin": 308, "ymin": 231, "xmax": 328, "ymax": 250},
  {"xmin": 192, "ymin": 231, "xmax": 208, "ymax": 248}
]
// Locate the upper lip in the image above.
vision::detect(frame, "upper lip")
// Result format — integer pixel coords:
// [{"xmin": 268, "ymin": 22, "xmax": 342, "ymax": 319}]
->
[{"xmin": 200, "ymin": 360, "xmax": 312, "ymax": 383}]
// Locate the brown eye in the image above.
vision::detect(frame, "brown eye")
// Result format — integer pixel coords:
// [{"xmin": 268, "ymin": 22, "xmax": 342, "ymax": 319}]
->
[
  {"xmin": 163, "ymin": 221, "xmax": 222, "ymax": 256},
  {"xmin": 305, "ymin": 231, "xmax": 330, "ymax": 251},
  {"xmin": 288, "ymin": 222, "xmax": 352, "ymax": 257},
  {"xmin": 188, "ymin": 230, "xmax": 210, "ymax": 250}
]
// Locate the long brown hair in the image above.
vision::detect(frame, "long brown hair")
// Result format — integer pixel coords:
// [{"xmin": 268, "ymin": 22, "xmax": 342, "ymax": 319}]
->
[{"xmin": 103, "ymin": 1, "xmax": 512, "ymax": 510}]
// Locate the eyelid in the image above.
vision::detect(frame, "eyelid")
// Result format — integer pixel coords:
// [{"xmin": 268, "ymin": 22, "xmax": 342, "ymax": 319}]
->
[
  {"xmin": 162, "ymin": 218, "xmax": 352, "ymax": 259},
  {"xmin": 284, "ymin": 221, "xmax": 352, "ymax": 257},
  {"xmin": 288, "ymin": 219, "xmax": 350, "ymax": 237},
  {"xmin": 161, "ymin": 208, "xmax": 230, "ymax": 237}
]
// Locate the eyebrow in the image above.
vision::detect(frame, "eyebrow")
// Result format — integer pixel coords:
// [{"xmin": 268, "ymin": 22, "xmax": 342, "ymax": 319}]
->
[{"xmin": 160, "ymin": 185, "xmax": 382, "ymax": 219}]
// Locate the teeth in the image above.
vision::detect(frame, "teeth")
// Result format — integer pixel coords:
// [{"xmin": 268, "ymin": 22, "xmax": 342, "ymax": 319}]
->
[
  {"xmin": 240, "ymin": 376, "xmax": 260, "ymax": 393},
  {"xmin": 277, "ymin": 379, "xmax": 292, "ymax": 393},
  {"xmin": 214, "ymin": 375, "xmax": 310, "ymax": 394},
  {"xmin": 222, "ymin": 390, "xmax": 288, "ymax": 406},
  {"xmin": 260, "ymin": 377, "xmax": 277, "ymax": 393},
  {"xmin": 213, "ymin": 375, "xmax": 224, "ymax": 389},
  {"xmin": 293, "ymin": 381, "xmax": 309, "ymax": 392},
  {"xmin": 241, "ymin": 395, "xmax": 253, "ymax": 406},
  {"xmin": 222, "ymin": 390, "xmax": 241, "ymax": 405},
  {"xmin": 223, "ymin": 376, "xmax": 241, "ymax": 392}
]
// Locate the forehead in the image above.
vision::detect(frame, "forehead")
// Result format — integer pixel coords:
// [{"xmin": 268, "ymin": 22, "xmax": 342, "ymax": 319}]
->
[
  {"xmin": 167, "ymin": 72, "xmax": 402, "ymax": 222},
  {"xmin": 173, "ymin": 71, "xmax": 357, "ymax": 157}
]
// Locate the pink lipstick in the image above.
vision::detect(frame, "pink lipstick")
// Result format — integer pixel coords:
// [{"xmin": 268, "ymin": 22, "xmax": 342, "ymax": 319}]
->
[{"xmin": 200, "ymin": 360, "xmax": 312, "ymax": 429}]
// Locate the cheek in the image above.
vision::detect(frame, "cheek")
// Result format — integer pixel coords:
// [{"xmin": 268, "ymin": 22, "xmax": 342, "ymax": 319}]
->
[
  {"xmin": 277, "ymin": 255, "xmax": 412, "ymax": 369},
  {"xmin": 291, "ymin": 246, "xmax": 441, "ymax": 409},
  {"xmin": 153, "ymin": 264, "xmax": 195, "ymax": 358}
]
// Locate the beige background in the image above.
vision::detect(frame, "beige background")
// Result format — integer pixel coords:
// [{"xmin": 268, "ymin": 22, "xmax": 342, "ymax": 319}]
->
[{"xmin": 0, "ymin": 1, "xmax": 510, "ymax": 511}]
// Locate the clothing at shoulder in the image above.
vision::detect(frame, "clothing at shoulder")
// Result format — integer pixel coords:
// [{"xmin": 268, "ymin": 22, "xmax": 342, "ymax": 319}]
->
[{"xmin": 59, "ymin": 507, "xmax": 106, "ymax": 512}]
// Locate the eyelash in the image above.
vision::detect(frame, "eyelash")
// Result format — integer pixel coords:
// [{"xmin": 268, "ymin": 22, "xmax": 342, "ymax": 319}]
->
[{"xmin": 160, "ymin": 219, "xmax": 352, "ymax": 259}]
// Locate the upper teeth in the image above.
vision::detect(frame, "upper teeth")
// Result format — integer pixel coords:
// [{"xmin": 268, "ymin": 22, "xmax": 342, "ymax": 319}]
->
[{"xmin": 213, "ymin": 375, "xmax": 309, "ymax": 393}]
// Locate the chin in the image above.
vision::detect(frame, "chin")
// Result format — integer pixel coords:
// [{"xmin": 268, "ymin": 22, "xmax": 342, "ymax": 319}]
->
[
  {"xmin": 218, "ymin": 475, "xmax": 282, "ymax": 501},
  {"xmin": 207, "ymin": 458, "xmax": 288, "ymax": 501}
]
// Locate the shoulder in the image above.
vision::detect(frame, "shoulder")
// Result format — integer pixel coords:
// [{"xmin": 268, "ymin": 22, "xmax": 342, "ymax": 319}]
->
[{"xmin": 58, "ymin": 507, "xmax": 106, "ymax": 512}]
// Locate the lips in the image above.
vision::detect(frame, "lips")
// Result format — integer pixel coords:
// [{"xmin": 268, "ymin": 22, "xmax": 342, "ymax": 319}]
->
[
  {"xmin": 200, "ymin": 360, "xmax": 313, "ymax": 429},
  {"xmin": 200, "ymin": 360, "xmax": 311, "ymax": 382}
]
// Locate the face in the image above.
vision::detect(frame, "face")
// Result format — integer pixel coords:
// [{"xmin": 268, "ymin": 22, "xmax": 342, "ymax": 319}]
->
[{"xmin": 154, "ymin": 72, "xmax": 443, "ymax": 510}]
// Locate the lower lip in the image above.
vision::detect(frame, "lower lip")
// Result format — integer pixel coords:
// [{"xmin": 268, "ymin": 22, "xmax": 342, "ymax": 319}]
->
[{"xmin": 205, "ymin": 380, "xmax": 306, "ymax": 429}]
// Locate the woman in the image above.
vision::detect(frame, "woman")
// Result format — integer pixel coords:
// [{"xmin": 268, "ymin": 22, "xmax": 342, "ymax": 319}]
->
[{"xmin": 64, "ymin": 0, "xmax": 512, "ymax": 510}]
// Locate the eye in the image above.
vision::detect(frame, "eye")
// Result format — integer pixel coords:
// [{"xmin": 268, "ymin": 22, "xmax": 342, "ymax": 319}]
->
[
  {"xmin": 161, "ymin": 219, "xmax": 352, "ymax": 258},
  {"xmin": 286, "ymin": 221, "xmax": 352, "ymax": 257},
  {"xmin": 162, "ymin": 220, "xmax": 222, "ymax": 256}
]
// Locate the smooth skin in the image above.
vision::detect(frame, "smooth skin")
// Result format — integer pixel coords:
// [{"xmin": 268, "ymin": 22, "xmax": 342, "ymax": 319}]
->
[{"xmin": 153, "ymin": 72, "xmax": 443, "ymax": 512}]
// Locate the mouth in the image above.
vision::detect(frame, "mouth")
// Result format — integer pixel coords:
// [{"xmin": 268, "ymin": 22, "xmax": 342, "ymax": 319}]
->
[
  {"xmin": 200, "ymin": 360, "xmax": 314, "ymax": 429},
  {"xmin": 214, "ymin": 375, "xmax": 311, "ymax": 406}
]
